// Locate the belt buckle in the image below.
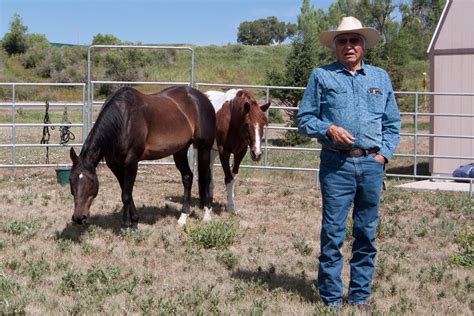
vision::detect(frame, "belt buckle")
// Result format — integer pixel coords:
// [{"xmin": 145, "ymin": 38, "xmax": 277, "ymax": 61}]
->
[{"xmin": 350, "ymin": 148, "xmax": 365, "ymax": 157}]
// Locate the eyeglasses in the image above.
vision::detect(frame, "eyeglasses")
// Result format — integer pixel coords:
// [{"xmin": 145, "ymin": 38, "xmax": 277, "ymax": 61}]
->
[{"xmin": 335, "ymin": 37, "xmax": 362, "ymax": 46}]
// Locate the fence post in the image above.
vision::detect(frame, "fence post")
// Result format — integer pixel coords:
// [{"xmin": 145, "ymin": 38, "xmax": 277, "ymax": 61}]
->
[
  {"xmin": 11, "ymin": 84, "xmax": 16, "ymax": 166},
  {"xmin": 413, "ymin": 93, "xmax": 419, "ymax": 176},
  {"xmin": 264, "ymin": 87, "xmax": 270, "ymax": 167}
]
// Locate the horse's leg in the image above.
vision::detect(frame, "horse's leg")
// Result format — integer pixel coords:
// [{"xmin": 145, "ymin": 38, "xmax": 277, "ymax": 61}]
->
[
  {"xmin": 106, "ymin": 162, "xmax": 126, "ymax": 217},
  {"xmin": 209, "ymin": 149, "xmax": 219, "ymax": 202},
  {"xmin": 226, "ymin": 147, "xmax": 247, "ymax": 212},
  {"xmin": 186, "ymin": 145, "xmax": 198, "ymax": 182},
  {"xmin": 219, "ymin": 150, "xmax": 236, "ymax": 213},
  {"xmin": 173, "ymin": 148, "xmax": 193, "ymax": 226},
  {"xmin": 121, "ymin": 162, "xmax": 139, "ymax": 229},
  {"xmin": 197, "ymin": 147, "xmax": 212, "ymax": 222}
]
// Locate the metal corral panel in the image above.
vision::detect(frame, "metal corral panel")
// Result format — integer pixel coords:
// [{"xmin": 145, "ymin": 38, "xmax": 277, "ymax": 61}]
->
[{"xmin": 429, "ymin": 0, "xmax": 474, "ymax": 176}]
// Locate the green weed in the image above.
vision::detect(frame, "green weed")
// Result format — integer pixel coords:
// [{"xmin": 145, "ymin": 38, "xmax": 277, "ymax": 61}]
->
[
  {"xmin": 26, "ymin": 256, "xmax": 50, "ymax": 281},
  {"xmin": 184, "ymin": 217, "xmax": 238, "ymax": 249},
  {"xmin": 2, "ymin": 219, "xmax": 39, "ymax": 239},
  {"xmin": 414, "ymin": 217, "xmax": 431, "ymax": 237},
  {"xmin": 60, "ymin": 265, "xmax": 124, "ymax": 302},
  {"xmin": 216, "ymin": 251, "xmax": 240, "ymax": 270},
  {"xmin": 3, "ymin": 259, "xmax": 20, "ymax": 271},
  {"xmin": 450, "ymin": 225, "xmax": 473, "ymax": 267},
  {"xmin": 176, "ymin": 284, "xmax": 220, "ymax": 314},
  {"xmin": 122, "ymin": 227, "xmax": 152, "ymax": 244},
  {"xmin": 0, "ymin": 269, "xmax": 25, "ymax": 314},
  {"xmin": 81, "ymin": 242, "xmax": 99, "ymax": 255},
  {"xmin": 292, "ymin": 234, "xmax": 313, "ymax": 256},
  {"xmin": 56, "ymin": 238, "xmax": 73, "ymax": 253},
  {"xmin": 417, "ymin": 265, "xmax": 446, "ymax": 284},
  {"xmin": 20, "ymin": 189, "xmax": 35, "ymax": 205}
]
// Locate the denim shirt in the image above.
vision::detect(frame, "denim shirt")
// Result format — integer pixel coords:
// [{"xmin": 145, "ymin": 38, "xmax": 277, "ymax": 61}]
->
[{"xmin": 297, "ymin": 61, "xmax": 401, "ymax": 160}]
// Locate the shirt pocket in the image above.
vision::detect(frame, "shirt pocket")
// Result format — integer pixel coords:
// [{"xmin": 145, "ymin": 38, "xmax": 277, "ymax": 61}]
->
[
  {"xmin": 366, "ymin": 93, "xmax": 385, "ymax": 114},
  {"xmin": 323, "ymin": 86, "xmax": 348, "ymax": 109}
]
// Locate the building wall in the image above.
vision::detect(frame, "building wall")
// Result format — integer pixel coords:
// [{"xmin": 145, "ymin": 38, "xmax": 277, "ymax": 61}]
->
[
  {"xmin": 430, "ymin": 55, "xmax": 474, "ymax": 175},
  {"xmin": 429, "ymin": 0, "xmax": 474, "ymax": 176}
]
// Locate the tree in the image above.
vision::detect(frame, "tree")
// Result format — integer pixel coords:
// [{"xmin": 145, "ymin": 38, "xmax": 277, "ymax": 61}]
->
[
  {"xmin": 266, "ymin": 0, "xmax": 331, "ymax": 145},
  {"xmin": 398, "ymin": 0, "xmax": 446, "ymax": 60},
  {"xmin": 237, "ymin": 16, "xmax": 297, "ymax": 45},
  {"xmin": 92, "ymin": 33, "xmax": 122, "ymax": 45},
  {"xmin": 2, "ymin": 14, "xmax": 29, "ymax": 55}
]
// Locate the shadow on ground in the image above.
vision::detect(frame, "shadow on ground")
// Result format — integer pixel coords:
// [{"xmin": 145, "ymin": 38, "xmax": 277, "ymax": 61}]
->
[
  {"xmin": 386, "ymin": 161, "xmax": 429, "ymax": 176},
  {"xmin": 56, "ymin": 204, "xmax": 181, "ymax": 242},
  {"xmin": 231, "ymin": 268, "xmax": 318, "ymax": 303},
  {"xmin": 56, "ymin": 195, "xmax": 226, "ymax": 242}
]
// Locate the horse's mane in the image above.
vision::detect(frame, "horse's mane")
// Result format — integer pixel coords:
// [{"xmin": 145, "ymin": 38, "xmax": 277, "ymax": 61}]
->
[{"xmin": 81, "ymin": 87, "xmax": 136, "ymax": 159}]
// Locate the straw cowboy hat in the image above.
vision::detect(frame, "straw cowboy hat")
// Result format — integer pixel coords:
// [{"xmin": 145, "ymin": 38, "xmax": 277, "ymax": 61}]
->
[{"xmin": 319, "ymin": 16, "xmax": 380, "ymax": 49}]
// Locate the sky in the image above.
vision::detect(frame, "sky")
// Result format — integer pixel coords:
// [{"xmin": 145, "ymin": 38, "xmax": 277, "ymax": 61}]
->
[{"xmin": 0, "ymin": 0, "xmax": 334, "ymax": 46}]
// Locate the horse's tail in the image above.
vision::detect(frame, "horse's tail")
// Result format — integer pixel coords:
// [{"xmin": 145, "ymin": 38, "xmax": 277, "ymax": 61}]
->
[{"xmin": 191, "ymin": 88, "xmax": 216, "ymax": 148}]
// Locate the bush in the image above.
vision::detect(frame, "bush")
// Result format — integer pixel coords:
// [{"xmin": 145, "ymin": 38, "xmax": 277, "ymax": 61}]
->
[
  {"xmin": 184, "ymin": 218, "xmax": 238, "ymax": 249},
  {"xmin": 450, "ymin": 225, "xmax": 474, "ymax": 267}
]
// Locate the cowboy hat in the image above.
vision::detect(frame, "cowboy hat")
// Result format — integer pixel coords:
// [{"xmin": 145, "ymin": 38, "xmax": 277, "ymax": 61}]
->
[{"xmin": 319, "ymin": 16, "xmax": 380, "ymax": 49}]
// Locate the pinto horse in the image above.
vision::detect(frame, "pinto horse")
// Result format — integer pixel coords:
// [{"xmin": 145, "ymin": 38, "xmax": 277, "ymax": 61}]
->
[
  {"xmin": 69, "ymin": 86, "xmax": 216, "ymax": 228},
  {"xmin": 205, "ymin": 89, "xmax": 270, "ymax": 212}
]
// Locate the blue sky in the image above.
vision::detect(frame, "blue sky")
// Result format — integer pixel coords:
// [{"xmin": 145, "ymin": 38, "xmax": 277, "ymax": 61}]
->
[{"xmin": 0, "ymin": 0, "xmax": 334, "ymax": 46}]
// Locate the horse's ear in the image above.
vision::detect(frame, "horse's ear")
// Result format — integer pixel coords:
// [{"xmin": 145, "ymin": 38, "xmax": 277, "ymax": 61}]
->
[
  {"xmin": 260, "ymin": 101, "xmax": 271, "ymax": 112},
  {"xmin": 70, "ymin": 147, "xmax": 78, "ymax": 164}
]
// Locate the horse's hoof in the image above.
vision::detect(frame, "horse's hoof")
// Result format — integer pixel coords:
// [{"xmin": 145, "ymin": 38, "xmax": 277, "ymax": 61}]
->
[
  {"xmin": 177, "ymin": 213, "xmax": 188, "ymax": 226},
  {"xmin": 228, "ymin": 209, "xmax": 240, "ymax": 217},
  {"xmin": 121, "ymin": 222, "xmax": 137, "ymax": 230}
]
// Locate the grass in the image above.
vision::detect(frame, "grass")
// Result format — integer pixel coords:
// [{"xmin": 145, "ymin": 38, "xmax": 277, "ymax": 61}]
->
[{"xmin": 0, "ymin": 166, "xmax": 471, "ymax": 314}]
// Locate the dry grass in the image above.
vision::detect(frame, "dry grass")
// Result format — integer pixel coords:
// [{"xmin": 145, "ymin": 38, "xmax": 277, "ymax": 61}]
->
[{"xmin": 0, "ymin": 164, "xmax": 472, "ymax": 315}]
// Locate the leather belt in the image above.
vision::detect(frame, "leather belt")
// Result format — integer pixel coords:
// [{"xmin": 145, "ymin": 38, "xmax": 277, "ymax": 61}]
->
[{"xmin": 323, "ymin": 147, "xmax": 379, "ymax": 157}]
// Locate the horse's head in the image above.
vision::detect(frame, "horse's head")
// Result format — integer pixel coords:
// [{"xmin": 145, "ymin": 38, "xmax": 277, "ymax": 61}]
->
[
  {"xmin": 237, "ymin": 91, "xmax": 271, "ymax": 161},
  {"xmin": 69, "ymin": 148, "xmax": 99, "ymax": 224}
]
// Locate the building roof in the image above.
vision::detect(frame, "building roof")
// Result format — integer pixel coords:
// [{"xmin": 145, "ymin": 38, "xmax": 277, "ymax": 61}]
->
[{"xmin": 427, "ymin": 0, "xmax": 474, "ymax": 54}]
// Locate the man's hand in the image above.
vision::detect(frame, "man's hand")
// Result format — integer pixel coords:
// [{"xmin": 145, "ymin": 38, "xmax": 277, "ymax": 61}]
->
[
  {"xmin": 374, "ymin": 154, "xmax": 386, "ymax": 164},
  {"xmin": 327, "ymin": 125, "xmax": 355, "ymax": 146}
]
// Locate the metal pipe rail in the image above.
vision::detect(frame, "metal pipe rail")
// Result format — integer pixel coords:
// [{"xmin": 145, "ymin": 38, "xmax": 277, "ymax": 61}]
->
[
  {"xmin": 0, "ymin": 82, "xmax": 86, "ymax": 167},
  {"xmin": 0, "ymin": 80, "xmax": 473, "ymax": 196}
]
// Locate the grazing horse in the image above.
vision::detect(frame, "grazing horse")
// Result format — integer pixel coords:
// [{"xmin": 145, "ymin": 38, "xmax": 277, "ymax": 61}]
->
[
  {"xmin": 69, "ymin": 86, "xmax": 216, "ymax": 228},
  {"xmin": 205, "ymin": 89, "xmax": 270, "ymax": 212}
]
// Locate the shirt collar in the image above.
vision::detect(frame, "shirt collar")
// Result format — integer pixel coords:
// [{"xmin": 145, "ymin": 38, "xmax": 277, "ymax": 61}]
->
[{"xmin": 335, "ymin": 61, "xmax": 366, "ymax": 76}]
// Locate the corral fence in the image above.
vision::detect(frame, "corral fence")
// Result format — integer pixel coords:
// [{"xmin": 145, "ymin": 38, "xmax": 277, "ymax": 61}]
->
[{"xmin": 0, "ymin": 45, "xmax": 472, "ymax": 197}]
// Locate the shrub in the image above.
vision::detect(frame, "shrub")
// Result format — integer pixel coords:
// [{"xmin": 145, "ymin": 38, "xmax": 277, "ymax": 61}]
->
[
  {"xmin": 184, "ymin": 218, "xmax": 238, "ymax": 249},
  {"xmin": 450, "ymin": 225, "xmax": 473, "ymax": 267},
  {"xmin": 216, "ymin": 251, "xmax": 240, "ymax": 269}
]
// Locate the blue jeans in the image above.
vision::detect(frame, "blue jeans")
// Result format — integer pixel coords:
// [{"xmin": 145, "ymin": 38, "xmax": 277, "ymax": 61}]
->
[{"xmin": 317, "ymin": 150, "xmax": 384, "ymax": 306}]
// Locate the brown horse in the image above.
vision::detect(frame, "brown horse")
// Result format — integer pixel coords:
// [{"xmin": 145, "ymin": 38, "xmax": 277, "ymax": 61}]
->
[
  {"xmin": 69, "ymin": 86, "xmax": 216, "ymax": 228},
  {"xmin": 205, "ymin": 89, "xmax": 270, "ymax": 212}
]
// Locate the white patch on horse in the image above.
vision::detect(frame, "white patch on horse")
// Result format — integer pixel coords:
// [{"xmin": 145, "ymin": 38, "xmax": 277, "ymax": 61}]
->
[
  {"xmin": 79, "ymin": 173, "xmax": 84, "ymax": 180},
  {"xmin": 254, "ymin": 123, "xmax": 261, "ymax": 156},
  {"xmin": 206, "ymin": 89, "xmax": 241, "ymax": 113},
  {"xmin": 226, "ymin": 176, "xmax": 236, "ymax": 213},
  {"xmin": 177, "ymin": 213, "xmax": 188, "ymax": 226},
  {"xmin": 203, "ymin": 207, "xmax": 212, "ymax": 222}
]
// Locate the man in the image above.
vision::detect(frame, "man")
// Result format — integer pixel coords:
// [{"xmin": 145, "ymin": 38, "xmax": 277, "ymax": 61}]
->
[{"xmin": 297, "ymin": 17, "xmax": 401, "ymax": 307}]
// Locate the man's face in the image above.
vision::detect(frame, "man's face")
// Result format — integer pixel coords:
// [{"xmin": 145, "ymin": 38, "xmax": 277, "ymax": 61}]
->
[{"xmin": 334, "ymin": 33, "xmax": 364, "ymax": 69}]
